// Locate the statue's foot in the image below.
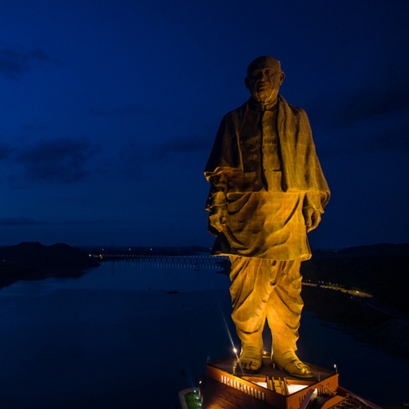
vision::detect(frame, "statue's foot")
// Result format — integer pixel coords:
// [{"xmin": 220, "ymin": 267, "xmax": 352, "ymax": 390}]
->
[
  {"xmin": 237, "ymin": 346, "xmax": 263, "ymax": 373},
  {"xmin": 273, "ymin": 352, "xmax": 314, "ymax": 379}
]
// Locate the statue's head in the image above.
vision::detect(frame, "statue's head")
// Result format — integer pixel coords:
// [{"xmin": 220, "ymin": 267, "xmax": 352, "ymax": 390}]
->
[{"xmin": 245, "ymin": 56, "xmax": 285, "ymax": 104}]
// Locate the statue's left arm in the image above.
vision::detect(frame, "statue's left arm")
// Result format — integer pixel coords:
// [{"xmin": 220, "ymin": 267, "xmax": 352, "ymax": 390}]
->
[
  {"xmin": 281, "ymin": 103, "xmax": 329, "ymax": 232},
  {"xmin": 303, "ymin": 192, "xmax": 327, "ymax": 232}
]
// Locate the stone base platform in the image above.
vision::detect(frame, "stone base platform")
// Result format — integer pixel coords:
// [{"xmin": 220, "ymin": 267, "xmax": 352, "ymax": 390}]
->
[{"xmin": 198, "ymin": 356, "xmax": 381, "ymax": 409}]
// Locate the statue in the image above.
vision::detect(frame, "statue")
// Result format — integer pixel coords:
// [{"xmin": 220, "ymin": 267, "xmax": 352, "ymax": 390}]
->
[{"xmin": 204, "ymin": 56, "xmax": 330, "ymax": 378}]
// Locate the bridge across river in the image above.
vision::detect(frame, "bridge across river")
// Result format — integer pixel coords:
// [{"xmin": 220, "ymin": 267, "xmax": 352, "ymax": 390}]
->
[{"xmin": 99, "ymin": 254, "xmax": 229, "ymax": 272}]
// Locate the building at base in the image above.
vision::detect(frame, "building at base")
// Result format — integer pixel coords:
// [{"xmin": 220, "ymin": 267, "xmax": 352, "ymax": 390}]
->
[{"xmin": 188, "ymin": 355, "xmax": 382, "ymax": 409}]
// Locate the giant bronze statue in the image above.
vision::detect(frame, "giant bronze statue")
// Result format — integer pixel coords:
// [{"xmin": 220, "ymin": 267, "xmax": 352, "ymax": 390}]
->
[{"xmin": 204, "ymin": 56, "xmax": 330, "ymax": 378}]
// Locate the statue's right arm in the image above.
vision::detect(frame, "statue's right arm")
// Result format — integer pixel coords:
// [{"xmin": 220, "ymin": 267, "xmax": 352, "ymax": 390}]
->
[
  {"xmin": 206, "ymin": 172, "xmax": 228, "ymax": 235},
  {"xmin": 208, "ymin": 205, "xmax": 227, "ymax": 233},
  {"xmin": 205, "ymin": 109, "xmax": 242, "ymax": 235}
]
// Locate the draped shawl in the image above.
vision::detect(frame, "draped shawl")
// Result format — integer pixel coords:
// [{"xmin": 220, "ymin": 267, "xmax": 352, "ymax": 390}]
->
[{"xmin": 205, "ymin": 95, "xmax": 330, "ymax": 201}]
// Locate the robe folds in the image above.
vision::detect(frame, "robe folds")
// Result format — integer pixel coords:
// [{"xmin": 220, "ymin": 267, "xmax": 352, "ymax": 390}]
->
[{"xmin": 204, "ymin": 95, "xmax": 330, "ymax": 261}]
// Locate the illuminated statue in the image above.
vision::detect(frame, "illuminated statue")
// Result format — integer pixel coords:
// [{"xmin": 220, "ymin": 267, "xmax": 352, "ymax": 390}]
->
[{"xmin": 204, "ymin": 56, "xmax": 330, "ymax": 378}]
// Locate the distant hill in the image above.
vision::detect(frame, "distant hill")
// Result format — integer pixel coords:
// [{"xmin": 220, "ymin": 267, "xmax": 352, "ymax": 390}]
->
[
  {"xmin": 0, "ymin": 242, "xmax": 100, "ymax": 289},
  {"xmin": 301, "ymin": 243, "xmax": 409, "ymax": 359},
  {"xmin": 302, "ymin": 243, "xmax": 409, "ymax": 315},
  {"xmin": 313, "ymin": 242, "xmax": 409, "ymax": 258}
]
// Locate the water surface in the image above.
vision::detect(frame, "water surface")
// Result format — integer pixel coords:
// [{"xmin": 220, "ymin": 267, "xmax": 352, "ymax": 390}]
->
[{"xmin": 0, "ymin": 260, "xmax": 407, "ymax": 407}]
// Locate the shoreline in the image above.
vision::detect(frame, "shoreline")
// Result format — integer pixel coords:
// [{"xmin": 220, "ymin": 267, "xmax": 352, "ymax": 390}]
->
[
  {"xmin": 0, "ymin": 262, "xmax": 407, "ymax": 406},
  {"xmin": 302, "ymin": 284, "xmax": 409, "ymax": 360}
]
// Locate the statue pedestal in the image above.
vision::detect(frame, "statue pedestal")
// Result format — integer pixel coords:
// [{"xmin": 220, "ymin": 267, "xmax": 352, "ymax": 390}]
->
[{"xmin": 198, "ymin": 356, "xmax": 381, "ymax": 409}]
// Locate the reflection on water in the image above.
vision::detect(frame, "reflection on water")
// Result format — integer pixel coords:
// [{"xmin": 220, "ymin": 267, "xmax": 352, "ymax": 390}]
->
[
  {"xmin": 0, "ymin": 260, "xmax": 407, "ymax": 408},
  {"xmin": 1, "ymin": 258, "xmax": 230, "ymax": 295},
  {"xmin": 0, "ymin": 261, "xmax": 232, "ymax": 409},
  {"xmin": 299, "ymin": 312, "xmax": 409, "ymax": 404}
]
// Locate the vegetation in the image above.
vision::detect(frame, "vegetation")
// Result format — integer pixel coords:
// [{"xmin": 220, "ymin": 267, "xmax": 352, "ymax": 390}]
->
[
  {"xmin": 184, "ymin": 391, "xmax": 202, "ymax": 409},
  {"xmin": 0, "ymin": 242, "xmax": 99, "ymax": 289},
  {"xmin": 302, "ymin": 243, "xmax": 409, "ymax": 315},
  {"xmin": 301, "ymin": 244, "xmax": 409, "ymax": 359}
]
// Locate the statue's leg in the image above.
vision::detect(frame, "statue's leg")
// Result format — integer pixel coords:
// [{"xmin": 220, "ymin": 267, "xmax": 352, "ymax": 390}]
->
[
  {"xmin": 229, "ymin": 256, "xmax": 273, "ymax": 372},
  {"xmin": 266, "ymin": 259, "xmax": 313, "ymax": 378}
]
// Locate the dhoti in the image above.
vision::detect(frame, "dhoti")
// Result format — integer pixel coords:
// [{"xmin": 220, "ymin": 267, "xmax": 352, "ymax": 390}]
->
[{"xmin": 229, "ymin": 255, "xmax": 303, "ymax": 357}]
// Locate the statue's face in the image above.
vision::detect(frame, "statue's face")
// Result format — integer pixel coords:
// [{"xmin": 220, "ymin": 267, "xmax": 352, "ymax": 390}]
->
[{"xmin": 245, "ymin": 57, "xmax": 284, "ymax": 103}]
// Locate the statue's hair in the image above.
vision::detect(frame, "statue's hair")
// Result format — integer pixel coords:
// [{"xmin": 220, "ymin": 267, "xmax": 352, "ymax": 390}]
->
[{"xmin": 247, "ymin": 56, "xmax": 281, "ymax": 76}]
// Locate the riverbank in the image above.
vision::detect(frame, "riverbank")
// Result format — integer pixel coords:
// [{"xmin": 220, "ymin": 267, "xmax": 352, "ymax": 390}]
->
[
  {"xmin": 0, "ymin": 242, "xmax": 99, "ymax": 289},
  {"xmin": 302, "ymin": 284, "xmax": 409, "ymax": 360},
  {"xmin": 0, "ymin": 261, "xmax": 407, "ymax": 407}
]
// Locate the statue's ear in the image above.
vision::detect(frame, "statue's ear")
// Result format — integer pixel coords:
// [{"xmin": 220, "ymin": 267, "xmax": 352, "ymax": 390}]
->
[
  {"xmin": 280, "ymin": 71, "xmax": 285, "ymax": 85},
  {"xmin": 244, "ymin": 77, "xmax": 250, "ymax": 89}
]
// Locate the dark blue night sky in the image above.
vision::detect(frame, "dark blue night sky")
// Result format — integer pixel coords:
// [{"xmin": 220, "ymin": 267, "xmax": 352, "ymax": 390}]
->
[{"xmin": 0, "ymin": 0, "xmax": 408, "ymax": 249}]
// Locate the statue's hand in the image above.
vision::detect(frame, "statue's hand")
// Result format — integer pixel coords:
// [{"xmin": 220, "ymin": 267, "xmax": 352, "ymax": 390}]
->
[
  {"xmin": 208, "ymin": 206, "xmax": 227, "ymax": 233},
  {"xmin": 303, "ymin": 207, "xmax": 321, "ymax": 232}
]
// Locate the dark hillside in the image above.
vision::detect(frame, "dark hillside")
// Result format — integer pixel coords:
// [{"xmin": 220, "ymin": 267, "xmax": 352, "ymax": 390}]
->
[
  {"xmin": 302, "ymin": 243, "xmax": 409, "ymax": 315},
  {"xmin": 302, "ymin": 243, "xmax": 409, "ymax": 359},
  {"xmin": 0, "ymin": 242, "xmax": 99, "ymax": 288}
]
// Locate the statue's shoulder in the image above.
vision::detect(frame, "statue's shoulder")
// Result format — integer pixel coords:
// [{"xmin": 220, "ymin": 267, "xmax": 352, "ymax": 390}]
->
[
  {"xmin": 215, "ymin": 103, "xmax": 247, "ymax": 140},
  {"xmin": 223, "ymin": 102, "xmax": 247, "ymax": 116},
  {"xmin": 221, "ymin": 102, "xmax": 248, "ymax": 123},
  {"xmin": 279, "ymin": 96, "xmax": 309, "ymax": 120}
]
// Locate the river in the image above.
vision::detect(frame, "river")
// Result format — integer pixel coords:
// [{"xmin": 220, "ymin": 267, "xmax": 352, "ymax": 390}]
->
[{"xmin": 0, "ymin": 260, "xmax": 407, "ymax": 408}]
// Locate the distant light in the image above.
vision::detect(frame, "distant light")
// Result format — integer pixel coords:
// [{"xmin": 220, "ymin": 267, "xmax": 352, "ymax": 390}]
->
[{"xmin": 233, "ymin": 347, "xmax": 238, "ymax": 354}]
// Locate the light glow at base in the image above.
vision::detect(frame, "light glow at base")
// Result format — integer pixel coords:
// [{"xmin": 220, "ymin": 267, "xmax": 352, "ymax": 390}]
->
[
  {"xmin": 218, "ymin": 301, "xmax": 238, "ymax": 357},
  {"xmin": 253, "ymin": 381, "xmax": 268, "ymax": 388},
  {"xmin": 287, "ymin": 383, "xmax": 310, "ymax": 394},
  {"xmin": 250, "ymin": 379, "xmax": 311, "ymax": 395}
]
